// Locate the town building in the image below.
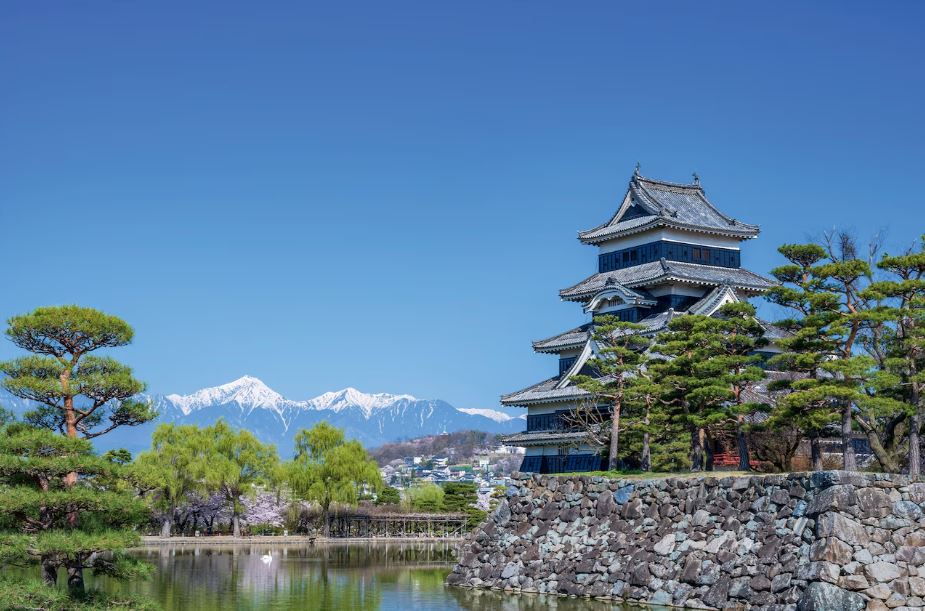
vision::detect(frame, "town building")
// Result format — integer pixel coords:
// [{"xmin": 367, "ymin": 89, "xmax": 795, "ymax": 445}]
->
[{"xmin": 501, "ymin": 169, "xmax": 776, "ymax": 474}]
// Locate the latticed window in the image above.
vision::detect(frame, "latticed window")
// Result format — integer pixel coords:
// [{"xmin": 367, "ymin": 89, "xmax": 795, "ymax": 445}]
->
[{"xmin": 598, "ymin": 240, "xmax": 741, "ymax": 272}]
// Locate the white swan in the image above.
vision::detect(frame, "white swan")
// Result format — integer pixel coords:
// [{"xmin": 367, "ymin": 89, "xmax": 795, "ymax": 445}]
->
[{"xmin": 261, "ymin": 551, "xmax": 273, "ymax": 564}]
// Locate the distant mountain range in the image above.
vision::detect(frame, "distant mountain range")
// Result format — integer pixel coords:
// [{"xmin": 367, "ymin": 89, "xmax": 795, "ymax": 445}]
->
[{"xmin": 1, "ymin": 376, "xmax": 525, "ymax": 456}]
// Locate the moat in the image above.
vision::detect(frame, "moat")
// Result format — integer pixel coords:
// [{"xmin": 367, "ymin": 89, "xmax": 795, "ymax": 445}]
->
[{"xmin": 72, "ymin": 542, "xmax": 645, "ymax": 610}]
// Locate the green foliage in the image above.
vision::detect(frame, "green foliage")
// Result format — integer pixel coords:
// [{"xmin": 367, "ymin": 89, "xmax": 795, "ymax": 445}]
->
[
  {"xmin": 650, "ymin": 301, "xmax": 768, "ymax": 471},
  {"xmin": 132, "ymin": 424, "xmax": 212, "ymax": 535},
  {"xmin": 859, "ymin": 235, "xmax": 925, "ymax": 474},
  {"xmin": 572, "ymin": 316, "xmax": 653, "ymax": 470},
  {"xmin": 0, "ymin": 426, "xmax": 150, "ymax": 592},
  {"xmin": 199, "ymin": 420, "xmax": 279, "ymax": 536},
  {"xmin": 442, "ymin": 481, "xmax": 485, "ymax": 528},
  {"xmin": 441, "ymin": 482, "xmax": 477, "ymax": 512},
  {"xmin": 0, "ymin": 405, "xmax": 15, "ymax": 427},
  {"xmin": 102, "ymin": 449, "xmax": 133, "ymax": 466},
  {"xmin": 287, "ymin": 423, "xmax": 381, "ymax": 534},
  {"xmin": 0, "ymin": 574, "xmax": 158, "ymax": 610},
  {"xmin": 0, "ymin": 306, "xmax": 155, "ymax": 440},
  {"xmin": 765, "ymin": 237, "xmax": 895, "ymax": 471},
  {"xmin": 375, "ymin": 486, "xmax": 401, "ymax": 505},
  {"xmin": 405, "ymin": 482, "xmax": 444, "ymax": 512}
]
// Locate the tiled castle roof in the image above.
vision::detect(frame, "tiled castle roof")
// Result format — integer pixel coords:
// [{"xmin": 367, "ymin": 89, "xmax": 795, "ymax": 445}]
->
[
  {"xmin": 500, "ymin": 375, "xmax": 590, "ymax": 406},
  {"xmin": 579, "ymin": 173, "xmax": 759, "ymax": 244},
  {"xmin": 559, "ymin": 260, "xmax": 775, "ymax": 301},
  {"xmin": 500, "ymin": 430, "xmax": 591, "ymax": 447},
  {"xmin": 532, "ymin": 323, "xmax": 592, "ymax": 353}
]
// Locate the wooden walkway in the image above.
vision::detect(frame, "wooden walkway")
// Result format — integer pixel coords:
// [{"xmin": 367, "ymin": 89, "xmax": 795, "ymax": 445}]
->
[{"xmin": 326, "ymin": 512, "xmax": 469, "ymax": 539}]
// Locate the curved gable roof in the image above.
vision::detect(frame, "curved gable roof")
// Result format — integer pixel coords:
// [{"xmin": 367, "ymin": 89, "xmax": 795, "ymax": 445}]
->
[{"xmin": 579, "ymin": 173, "xmax": 759, "ymax": 244}]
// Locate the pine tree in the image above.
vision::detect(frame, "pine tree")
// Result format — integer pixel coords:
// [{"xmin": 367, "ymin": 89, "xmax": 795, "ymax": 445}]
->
[
  {"xmin": 863, "ymin": 236, "xmax": 925, "ymax": 475},
  {"xmin": 650, "ymin": 302, "xmax": 767, "ymax": 471},
  {"xmin": 0, "ymin": 425, "xmax": 151, "ymax": 599},
  {"xmin": 571, "ymin": 316, "xmax": 652, "ymax": 471},
  {"xmin": 442, "ymin": 482, "xmax": 485, "ymax": 528},
  {"xmin": 0, "ymin": 306, "xmax": 155, "ymax": 597},
  {"xmin": 1, "ymin": 306, "xmax": 155, "ymax": 443},
  {"xmin": 766, "ymin": 239, "xmax": 879, "ymax": 471}
]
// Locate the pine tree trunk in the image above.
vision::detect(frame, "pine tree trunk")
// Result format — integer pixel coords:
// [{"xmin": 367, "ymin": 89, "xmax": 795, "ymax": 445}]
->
[
  {"xmin": 232, "ymin": 514, "xmax": 241, "ymax": 538},
  {"xmin": 40, "ymin": 556, "xmax": 57, "ymax": 586},
  {"xmin": 641, "ymin": 432, "xmax": 651, "ymax": 472},
  {"xmin": 842, "ymin": 407, "xmax": 857, "ymax": 471},
  {"xmin": 704, "ymin": 431, "xmax": 714, "ymax": 472},
  {"xmin": 161, "ymin": 517, "xmax": 172, "ymax": 538},
  {"xmin": 811, "ymin": 436, "xmax": 823, "ymax": 471},
  {"xmin": 737, "ymin": 415, "xmax": 751, "ymax": 471},
  {"xmin": 61, "ymin": 368, "xmax": 78, "ymax": 486},
  {"xmin": 909, "ymin": 383, "xmax": 922, "ymax": 477},
  {"xmin": 640, "ymin": 405, "xmax": 651, "ymax": 472},
  {"xmin": 690, "ymin": 426, "xmax": 704, "ymax": 471},
  {"xmin": 909, "ymin": 411, "xmax": 921, "ymax": 477},
  {"xmin": 859, "ymin": 424, "xmax": 900, "ymax": 473},
  {"xmin": 607, "ymin": 403, "xmax": 621, "ymax": 471}
]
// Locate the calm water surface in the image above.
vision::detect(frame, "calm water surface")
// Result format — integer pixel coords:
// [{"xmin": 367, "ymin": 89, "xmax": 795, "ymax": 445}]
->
[{"xmin": 83, "ymin": 542, "xmax": 643, "ymax": 611}]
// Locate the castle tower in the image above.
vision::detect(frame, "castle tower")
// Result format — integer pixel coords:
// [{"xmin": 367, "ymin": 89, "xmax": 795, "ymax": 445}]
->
[{"xmin": 501, "ymin": 170, "xmax": 775, "ymax": 474}]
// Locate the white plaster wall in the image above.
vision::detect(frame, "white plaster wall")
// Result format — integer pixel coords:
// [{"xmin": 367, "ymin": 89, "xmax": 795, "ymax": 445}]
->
[
  {"xmin": 597, "ymin": 228, "xmax": 744, "ymax": 254},
  {"xmin": 647, "ymin": 284, "xmax": 707, "ymax": 298}
]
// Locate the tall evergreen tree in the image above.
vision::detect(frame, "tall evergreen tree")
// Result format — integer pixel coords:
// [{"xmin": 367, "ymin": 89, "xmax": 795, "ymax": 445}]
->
[
  {"xmin": 0, "ymin": 425, "xmax": 150, "ymax": 597},
  {"xmin": 1, "ymin": 306, "xmax": 155, "ymax": 444},
  {"xmin": 766, "ymin": 239, "xmax": 877, "ymax": 470},
  {"xmin": 650, "ymin": 302, "xmax": 767, "ymax": 471},
  {"xmin": 863, "ymin": 236, "xmax": 925, "ymax": 475},
  {"xmin": 0, "ymin": 306, "xmax": 155, "ymax": 597},
  {"xmin": 572, "ymin": 317, "xmax": 652, "ymax": 470}
]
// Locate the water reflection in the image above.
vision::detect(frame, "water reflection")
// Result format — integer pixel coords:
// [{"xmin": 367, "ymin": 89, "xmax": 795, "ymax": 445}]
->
[{"xmin": 74, "ymin": 542, "xmax": 638, "ymax": 610}]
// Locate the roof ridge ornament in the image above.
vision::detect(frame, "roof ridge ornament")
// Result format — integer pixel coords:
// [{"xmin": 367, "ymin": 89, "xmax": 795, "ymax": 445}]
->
[
  {"xmin": 692, "ymin": 172, "xmax": 700, "ymax": 186},
  {"xmin": 634, "ymin": 162, "xmax": 641, "ymax": 177}
]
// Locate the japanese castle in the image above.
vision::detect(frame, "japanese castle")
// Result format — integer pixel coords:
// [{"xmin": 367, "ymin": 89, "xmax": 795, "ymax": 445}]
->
[{"xmin": 502, "ymin": 168, "xmax": 775, "ymax": 474}]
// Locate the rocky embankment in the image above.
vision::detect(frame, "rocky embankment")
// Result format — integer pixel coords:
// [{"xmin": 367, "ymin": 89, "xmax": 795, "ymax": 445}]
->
[{"xmin": 446, "ymin": 471, "xmax": 925, "ymax": 609}]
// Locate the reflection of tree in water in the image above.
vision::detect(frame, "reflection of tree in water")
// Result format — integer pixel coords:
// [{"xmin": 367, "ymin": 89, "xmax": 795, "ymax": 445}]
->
[
  {"xmin": 89, "ymin": 543, "xmax": 460, "ymax": 610},
  {"xmin": 18, "ymin": 543, "xmax": 640, "ymax": 611},
  {"xmin": 447, "ymin": 587, "xmax": 647, "ymax": 611}
]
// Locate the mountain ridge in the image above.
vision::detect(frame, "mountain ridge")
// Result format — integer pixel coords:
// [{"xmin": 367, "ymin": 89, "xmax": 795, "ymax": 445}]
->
[{"xmin": 2, "ymin": 376, "xmax": 524, "ymax": 456}]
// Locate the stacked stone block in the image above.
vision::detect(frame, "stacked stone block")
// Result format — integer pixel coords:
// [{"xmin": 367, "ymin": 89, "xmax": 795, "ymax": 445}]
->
[{"xmin": 446, "ymin": 471, "xmax": 925, "ymax": 610}]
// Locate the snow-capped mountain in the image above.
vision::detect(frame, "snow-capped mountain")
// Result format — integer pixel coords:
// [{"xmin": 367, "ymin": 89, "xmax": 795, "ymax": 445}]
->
[
  {"xmin": 456, "ymin": 407, "xmax": 520, "ymax": 423},
  {"xmin": 1, "ymin": 376, "xmax": 524, "ymax": 456},
  {"xmin": 165, "ymin": 375, "xmax": 292, "ymax": 416}
]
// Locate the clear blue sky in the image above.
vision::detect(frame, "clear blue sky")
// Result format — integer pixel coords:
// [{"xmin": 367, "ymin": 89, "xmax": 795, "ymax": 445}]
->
[{"xmin": 1, "ymin": 1, "xmax": 923, "ymax": 410}]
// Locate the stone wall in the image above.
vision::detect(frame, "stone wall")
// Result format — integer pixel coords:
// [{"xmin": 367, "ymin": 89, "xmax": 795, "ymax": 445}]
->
[{"xmin": 446, "ymin": 471, "xmax": 925, "ymax": 610}]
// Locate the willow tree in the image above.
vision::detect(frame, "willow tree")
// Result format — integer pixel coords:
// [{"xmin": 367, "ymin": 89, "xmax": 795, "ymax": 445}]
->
[
  {"xmin": 201, "ymin": 420, "xmax": 279, "ymax": 537},
  {"xmin": 571, "ymin": 317, "xmax": 652, "ymax": 471},
  {"xmin": 134, "ymin": 423, "xmax": 208, "ymax": 537},
  {"xmin": 287, "ymin": 422, "xmax": 381, "ymax": 537}
]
